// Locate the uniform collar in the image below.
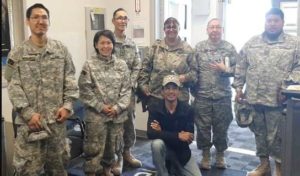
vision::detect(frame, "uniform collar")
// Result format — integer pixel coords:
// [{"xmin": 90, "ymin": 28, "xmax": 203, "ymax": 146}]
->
[
  {"xmin": 161, "ymin": 37, "xmax": 184, "ymax": 51},
  {"xmin": 97, "ymin": 54, "xmax": 115, "ymax": 63},
  {"xmin": 262, "ymin": 32, "xmax": 285, "ymax": 44}
]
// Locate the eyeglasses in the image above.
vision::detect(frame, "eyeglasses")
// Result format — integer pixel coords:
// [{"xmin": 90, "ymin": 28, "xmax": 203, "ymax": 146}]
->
[
  {"xmin": 115, "ymin": 16, "xmax": 129, "ymax": 22},
  {"xmin": 30, "ymin": 15, "xmax": 49, "ymax": 22},
  {"xmin": 164, "ymin": 25, "xmax": 179, "ymax": 31},
  {"xmin": 208, "ymin": 26, "xmax": 222, "ymax": 30}
]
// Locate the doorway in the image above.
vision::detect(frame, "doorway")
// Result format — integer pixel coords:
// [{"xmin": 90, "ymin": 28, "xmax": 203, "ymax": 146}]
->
[{"xmin": 224, "ymin": 0, "xmax": 272, "ymax": 51}]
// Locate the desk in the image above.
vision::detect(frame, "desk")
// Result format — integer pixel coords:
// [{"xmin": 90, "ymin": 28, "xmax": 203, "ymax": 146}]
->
[{"xmin": 281, "ymin": 90, "xmax": 300, "ymax": 176}]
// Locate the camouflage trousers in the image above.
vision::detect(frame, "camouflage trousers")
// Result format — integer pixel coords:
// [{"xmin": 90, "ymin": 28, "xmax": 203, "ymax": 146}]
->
[
  {"xmin": 13, "ymin": 122, "xmax": 68, "ymax": 176},
  {"xmin": 193, "ymin": 97, "xmax": 233, "ymax": 152},
  {"xmin": 116, "ymin": 95, "xmax": 137, "ymax": 156},
  {"xmin": 83, "ymin": 121, "xmax": 123, "ymax": 174},
  {"xmin": 249, "ymin": 105, "xmax": 283, "ymax": 163}
]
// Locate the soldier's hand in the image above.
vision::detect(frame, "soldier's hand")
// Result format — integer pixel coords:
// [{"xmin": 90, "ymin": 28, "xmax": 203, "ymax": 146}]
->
[
  {"xmin": 28, "ymin": 113, "xmax": 42, "ymax": 131},
  {"xmin": 107, "ymin": 108, "xmax": 117, "ymax": 118},
  {"xmin": 56, "ymin": 107, "xmax": 70, "ymax": 123},
  {"xmin": 101, "ymin": 104, "xmax": 113, "ymax": 115},
  {"xmin": 143, "ymin": 86, "xmax": 151, "ymax": 97},
  {"xmin": 209, "ymin": 61, "xmax": 226, "ymax": 72},
  {"xmin": 277, "ymin": 88, "xmax": 287, "ymax": 104},
  {"xmin": 235, "ymin": 89, "xmax": 245, "ymax": 104},
  {"xmin": 179, "ymin": 74, "xmax": 186, "ymax": 83}
]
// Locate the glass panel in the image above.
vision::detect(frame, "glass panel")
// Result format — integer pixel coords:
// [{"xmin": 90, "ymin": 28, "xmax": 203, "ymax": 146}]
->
[
  {"xmin": 224, "ymin": 0, "xmax": 271, "ymax": 51},
  {"xmin": 280, "ymin": 2, "xmax": 298, "ymax": 36}
]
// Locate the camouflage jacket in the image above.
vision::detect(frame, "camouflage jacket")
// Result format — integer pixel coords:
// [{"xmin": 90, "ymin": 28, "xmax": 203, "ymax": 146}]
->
[
  {"xmin": 7, "ymin": 39, "xmax": 79, "ymax": 124},
  {"xmin": 137, "ymin": 38, "xmax": 196, "ymax": 102},
  {"xmin": 194, "ymin": 40, "xmax": 238, "ymax": 99},
  {"xmin": 232, "ymin": 32, "xmax": 300, "ymax": 107},
  {"xmin": 114, "ymin": 35, "xmax": 141, "ymax": 90},
  {"xmin": 78, "ymin": 54, "xmax": 131, "ymax": 123}
]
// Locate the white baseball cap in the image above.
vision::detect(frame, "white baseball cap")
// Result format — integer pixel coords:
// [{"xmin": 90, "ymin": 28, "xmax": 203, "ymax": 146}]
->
[{"xmin": 162, "ymin": 75, "xmax": 181, "ymax": 87}]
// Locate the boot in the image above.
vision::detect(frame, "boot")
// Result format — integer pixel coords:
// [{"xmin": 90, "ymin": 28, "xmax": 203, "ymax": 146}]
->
[
  {"xmin": 123, "ymin": 149, "xmax": 142, "ymax": 168},
  {"xmin": 216, "ymin": 151, "xmax": 227, "ymax": 169},
  {"xmin": 200, "ymin": 149, "xmax": 211, "ymax": 170},
  {"xmin": 275, "ymin": 161, "xmax": 281, "ymax": 176},
  {"xmin": 111, "ymin": 155, "xmax": 123, "ymax": 176},
  {"xmin": 247, "ymin": 157, "xmax": 271, "ymax": 176}
]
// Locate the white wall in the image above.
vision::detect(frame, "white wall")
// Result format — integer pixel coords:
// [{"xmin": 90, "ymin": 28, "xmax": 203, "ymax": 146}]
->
[
  {"xmin": 190, "ymin": 0, "xmax": 219, "ymax": 47},
  {"xmin": 2, "ymin": 0, "xmax": 151, "ymax": 122},
  {"xmin": 24, "ymin": 0, "xmax": 151, "ymax": 79}
]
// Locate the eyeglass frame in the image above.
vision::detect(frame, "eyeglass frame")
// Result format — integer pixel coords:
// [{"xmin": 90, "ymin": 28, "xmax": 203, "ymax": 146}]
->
[
  {"xmin": 207, "ymin": 26, "xmax": 223, "ymax": 30},
  {"xmin": 114, "ymin": 16, "xmax": 129, "ymax": 22},
  {"xmin": 29, "ymin": 15, "xmax": 49, "ymax": 22}
]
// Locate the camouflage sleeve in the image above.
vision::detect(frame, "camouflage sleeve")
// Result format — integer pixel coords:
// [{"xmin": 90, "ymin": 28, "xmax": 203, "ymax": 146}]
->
[
  {"xmin": 78, "ymin": 62, "xmax": 104, "ymax": 113},
  {"xmin": 112, "ymin": 64, "xmax": 131, "ymax": 114},
  {"xmin": 184, "ymin": 51, "xmax": 197, "ymax": 84},
  {"xmin": 137, "ymin": 45, "xmax": 154, "ymax": 94},
  {"xmin": 130, "ymin": 45, "xmax": 142, "ymax": 89},
  {"xmin": 286, "ymin": 38, "xmax": 300, "ymax": 84},
  {"xmin": 232, "ymin": 46, "xmax": 247, "ymax": 90},
  {"xmin": 62, "ymin": 46, "xmax": 79, "ymax": 113},
  {"xmin": 8, "ymin": 63, "xmax": 35, "ymax": 122},
  {"xmin": 5, "ymin": 47, "xmax": 21, "ymax": 82}
]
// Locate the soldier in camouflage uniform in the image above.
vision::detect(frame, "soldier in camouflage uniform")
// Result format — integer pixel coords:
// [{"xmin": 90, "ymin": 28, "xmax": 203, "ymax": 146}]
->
[
  {"xmin": 193, "ymin": 18, "xmax": 238, "ymax": 170},
  {"xmin": 6, "ymin": 3, "xmax": 79, "ymax": 176},
  {"xmin": 110, "ymin": 8, "xmax": 142, "ymax": 175},
  {"xmin": 232, "ymin": 8, "xmax": 300, "ymax": 176},
  {"xmin": 137, "ymin": 17, "xmax": 196, "ymax": 110},
  {"xmin": 78, "ymin": 30, "xmax": 131, "ymax": 176}
]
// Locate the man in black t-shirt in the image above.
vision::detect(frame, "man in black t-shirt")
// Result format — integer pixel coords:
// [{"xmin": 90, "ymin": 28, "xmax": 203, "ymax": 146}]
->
[{"xmin": 147, "ymin": 75, "xmax": 201, "ymax": 176}]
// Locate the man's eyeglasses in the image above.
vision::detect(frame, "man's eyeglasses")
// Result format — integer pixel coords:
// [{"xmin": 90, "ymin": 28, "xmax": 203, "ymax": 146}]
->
[
  {"xmin": 30, "ymin": 15, "xmax": 49, "ymax": 22},
  {"xmin": 208, "ymin": 26, "xmax": 222, "ymax": 30},
  {"xmin": 115, "ymin": 16, "xmax": 129, "ymax": 22}
]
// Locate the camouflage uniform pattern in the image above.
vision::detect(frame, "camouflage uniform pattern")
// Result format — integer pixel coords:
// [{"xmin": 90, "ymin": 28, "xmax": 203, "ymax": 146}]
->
[
  {"xmin": 232, "ymin": 33, "xmax": 300, "ymax": 106},
  {"xmin": 7, "ymin": 39, "xmax": 79, "ymax": 175},
  {"xmin": 193, "ymin": 40, "xmax": 238, "ymax": 151},
  {"xmin": 83, "ymin": 121, "xmax": 123, "ymax": 174},
  {"xmin": 78, "ymin": 54, "xmax": 131, "ymax": 123},
  {"xmin": 232, "ymin": 33, "xmax": 300, "ymax": 162},
  {"xmin": 78, "ymin": 54, "xmax": 131, "ymax": 173},
  {"xmin": 249, "ymin": 105, "xmax": 284, "ymax": 162},
  {"xmin": 137, "ymin": 38, "xmax": 196, "ymax": 103},
  {"xmin": 13, "ymin": 123, "xmax": 69, "ymax": 176},
  {"xmin": 114, "ymin": 35, "xmax": 141, "ymax": 150}
]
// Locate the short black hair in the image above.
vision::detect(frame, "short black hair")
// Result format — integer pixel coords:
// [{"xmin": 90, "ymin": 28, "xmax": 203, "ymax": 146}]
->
[
  {"xmin": 26, "ymin": 3, "xmax": 49, "ymax": 19},
  {"xmin": 113, "ymin": 8, "xmax": 127, "ymax": 19},
  {"xmin": 266, "ymin": 8, "xmax": 284, "ymax": 20},
  {"xmin": 164, "ymin": 17, "xmax": 180, "ymax": 29},
  {"xmin": 93, "ymin": 30, "xmax": 116, "ymax": 54}
]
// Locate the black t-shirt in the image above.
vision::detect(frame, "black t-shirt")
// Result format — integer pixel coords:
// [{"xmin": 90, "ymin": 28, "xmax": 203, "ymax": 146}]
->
[{"xmin": 147, "ymin": 99, "xmax": 194, "ymax": 166}]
